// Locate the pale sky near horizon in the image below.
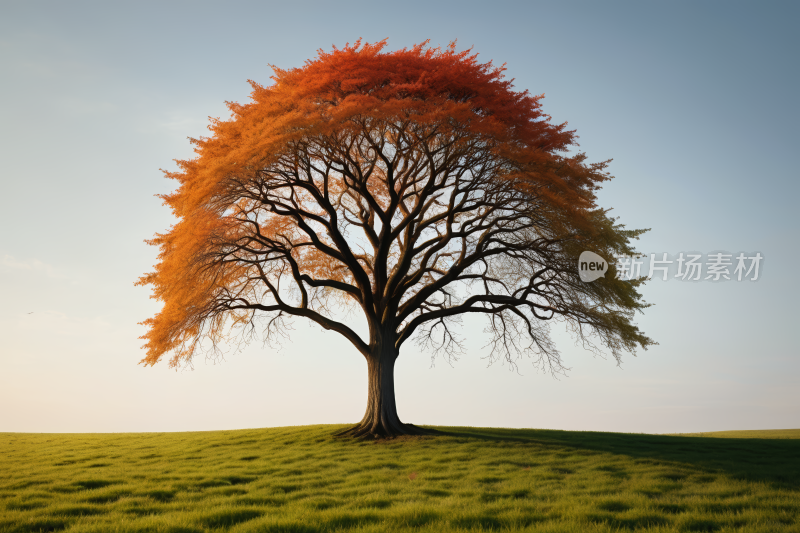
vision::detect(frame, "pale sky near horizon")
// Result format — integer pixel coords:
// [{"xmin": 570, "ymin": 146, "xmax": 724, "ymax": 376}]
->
[{"xmin": 1, "ymin": 0, "xmax": 797, "ymax": 434}]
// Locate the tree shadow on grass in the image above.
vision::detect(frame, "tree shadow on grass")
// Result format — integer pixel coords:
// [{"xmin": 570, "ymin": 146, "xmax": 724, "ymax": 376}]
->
[{"xmin": 429, "ymin": 426, "xmax": 800, "ymax": 490}]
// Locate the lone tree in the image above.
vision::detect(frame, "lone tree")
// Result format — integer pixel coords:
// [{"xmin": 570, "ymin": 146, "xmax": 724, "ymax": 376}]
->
[{"xmin": 138, "ymin": 40, "xmax": 653, "ymax": 438}]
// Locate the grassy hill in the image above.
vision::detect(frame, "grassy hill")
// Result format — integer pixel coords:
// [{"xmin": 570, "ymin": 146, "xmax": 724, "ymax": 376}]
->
[
  {"xmin": 1, "ymin": 425, "xmax": 798, "ymax": 532},
  {"xmin": 667, "ymin": 429, "xmax": 800, "ymax": 440}
]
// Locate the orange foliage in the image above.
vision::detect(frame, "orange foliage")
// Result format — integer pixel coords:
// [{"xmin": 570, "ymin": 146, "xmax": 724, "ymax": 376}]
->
[{"xmin": 138, "ymin": 39, "xmax": 648, "ymax": 370}]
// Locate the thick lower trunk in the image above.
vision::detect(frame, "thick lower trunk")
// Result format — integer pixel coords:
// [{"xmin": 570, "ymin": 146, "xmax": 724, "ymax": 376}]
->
[{"xmin": 335, "ymin": 341, "xmax": 429, "ymax": 439}]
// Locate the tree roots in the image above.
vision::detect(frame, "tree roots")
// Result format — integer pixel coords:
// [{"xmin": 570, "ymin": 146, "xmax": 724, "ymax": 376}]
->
[{"xmin": 333, "ymin": 421, "xmax": 438, "ymax": 440}]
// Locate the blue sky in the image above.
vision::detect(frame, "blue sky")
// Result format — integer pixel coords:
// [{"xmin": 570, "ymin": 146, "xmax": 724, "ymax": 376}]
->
[{"xmin": 1, "ymin": 0, "xmax": 797, "ymax": 433}]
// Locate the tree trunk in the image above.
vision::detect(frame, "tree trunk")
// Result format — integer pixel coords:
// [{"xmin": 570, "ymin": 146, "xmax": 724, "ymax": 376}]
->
[{"xmin": 335, "ymin": 338, "xmax": 429, "ymax": 439}]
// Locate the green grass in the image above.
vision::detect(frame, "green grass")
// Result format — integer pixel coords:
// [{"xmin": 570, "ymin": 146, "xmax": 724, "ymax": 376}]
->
[
  {"xmin": 667, "ymin": 429, "xmax": 800, "ymax": 440},
  {"xmin": 1, "ymin": 425, "xmax": 799, "ymax": 532}
]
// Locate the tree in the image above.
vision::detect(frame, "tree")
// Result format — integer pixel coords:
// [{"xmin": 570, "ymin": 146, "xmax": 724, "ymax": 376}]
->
[{"xmin": 137, "ymin": 40, "xmax": 654, "ymax": 438}]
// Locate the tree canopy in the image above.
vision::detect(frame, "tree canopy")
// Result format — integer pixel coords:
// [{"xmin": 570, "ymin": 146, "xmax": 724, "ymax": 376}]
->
[{"xmin": 137, "ymin": 40, "xmax": 654, "ymax": 438}]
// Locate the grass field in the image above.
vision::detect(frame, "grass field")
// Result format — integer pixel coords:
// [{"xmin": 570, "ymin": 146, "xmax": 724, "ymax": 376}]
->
[
  {"xmin": 1, "ymin": 425, "xmax": 798, "ymax": 532},
  {"xmin": 667, "ymin": 429, "xmax": 800, "ymax": 440}
]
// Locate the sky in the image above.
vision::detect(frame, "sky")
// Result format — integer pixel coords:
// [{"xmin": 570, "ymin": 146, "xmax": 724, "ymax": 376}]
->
[{"xmin": 0, "ymin": 0, "xmax": 797, "ymax": 434}]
